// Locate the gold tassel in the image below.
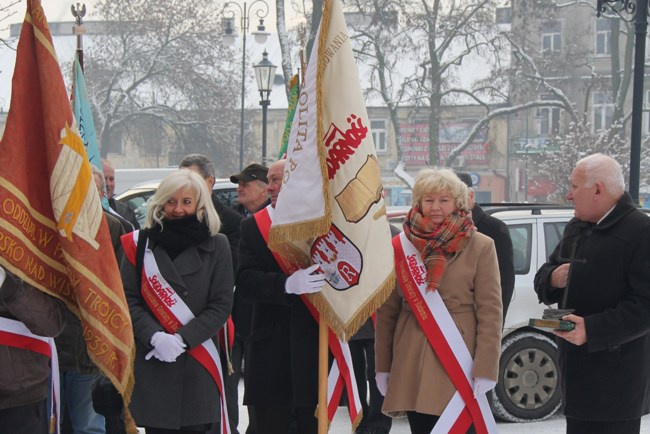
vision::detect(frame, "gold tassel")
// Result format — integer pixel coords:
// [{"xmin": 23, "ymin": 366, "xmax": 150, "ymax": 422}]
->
[{"xmin": 124, "ymin": 407, "xmax": 139, "ymax": 434}]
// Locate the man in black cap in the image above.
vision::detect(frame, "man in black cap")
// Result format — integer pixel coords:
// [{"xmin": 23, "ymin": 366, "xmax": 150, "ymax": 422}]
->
[
  {"xmin": 230, "ymin": 163, "xmax": 270, "ymax": 218},
  {"xmin": 457, "ymin": 172, "xmax": 515, "ymax": 319}
]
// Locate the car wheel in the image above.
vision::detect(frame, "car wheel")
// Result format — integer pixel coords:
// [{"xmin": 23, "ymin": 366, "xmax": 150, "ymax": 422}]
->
[{"xmin": 489, "ymin": 331, "xmax": 562, "ymax": 422}]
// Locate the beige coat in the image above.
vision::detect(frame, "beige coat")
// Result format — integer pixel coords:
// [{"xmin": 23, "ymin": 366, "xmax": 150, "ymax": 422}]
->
[{"xmin": 375, "ymin": 232, "xmax": 503, "ymax": 417}]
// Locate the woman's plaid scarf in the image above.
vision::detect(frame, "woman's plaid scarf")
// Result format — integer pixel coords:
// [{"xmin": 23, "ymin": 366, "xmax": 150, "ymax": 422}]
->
[{"xmin": 403, "ymin": 206, "xmax": 475, "ymax": 292}]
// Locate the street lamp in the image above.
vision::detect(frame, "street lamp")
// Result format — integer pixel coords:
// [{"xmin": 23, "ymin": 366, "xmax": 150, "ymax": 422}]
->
[
  {"xmin": 254, "ymin": 50, "xmax": 277, "ymax": 165},
  {"xmin": 596, "ymin": 0, "xmax": 649, "ymax": 204},
  {"xmin": 223, "ymin": 0, "xmax": 271, "ymax": 171}
]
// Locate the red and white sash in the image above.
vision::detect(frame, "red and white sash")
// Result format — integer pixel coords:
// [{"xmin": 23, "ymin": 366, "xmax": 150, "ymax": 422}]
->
[
  {"xmin": 254, "ymin": 206, "xmax": 362, "ymax": 427},
  {"xmin": 0, "ymin": 316, "xmax": 60, "ymax": 434},
  {"xmin": 393, "ymin": 233, "xmax": 497, "ymax": 434},
  {"xmin": 122, "ymin": 232, "xmax": 231, "ymax": 434}
]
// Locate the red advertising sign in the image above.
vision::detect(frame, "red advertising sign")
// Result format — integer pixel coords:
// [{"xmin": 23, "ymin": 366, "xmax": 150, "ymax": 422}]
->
[{"xmin": 400, "ymin": 122, "xmax": 489, "ymax": 167}]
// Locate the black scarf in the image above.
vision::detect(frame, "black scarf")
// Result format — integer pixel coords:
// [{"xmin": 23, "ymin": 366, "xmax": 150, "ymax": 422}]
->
[{"xmin": 144, "ymin": 215, "xmax": 211, "ymax": 260}]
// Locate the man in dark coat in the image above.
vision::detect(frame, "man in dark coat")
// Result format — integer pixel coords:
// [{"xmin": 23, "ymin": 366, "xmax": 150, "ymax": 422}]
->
[
  {"xmin": 236, "ymin": 160, "xmax": 325, "ymax": 434},
  {"xmin": 230, "ymin": 164, "xmax": 270, "ymax": 218},
  {"xmin": 534, "ymin": 153, "xmax": 650, "ymax": 434},
  {"xmin": 457, "ymin": 172, "xmax": 515, "ymax": 318},
  {"xmin": 179, "ymin": 154, "xmax": 243, "ymax": 434},
  {"xmin": 102, "ymin": 159, "xmax": 140, "ymax": 230},
  {"xmin": 57, "ymin": 166, "xmax": 128, "ymax": 434},
  {"xmin": 0, "ymin": 265, "xmax": 67, "ymax": 434}
]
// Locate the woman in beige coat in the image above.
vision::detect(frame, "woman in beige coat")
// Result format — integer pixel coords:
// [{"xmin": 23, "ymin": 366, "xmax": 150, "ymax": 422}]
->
[{"xmin": 375, "ymin": 168, "xmax": 502, "ymax": 434}]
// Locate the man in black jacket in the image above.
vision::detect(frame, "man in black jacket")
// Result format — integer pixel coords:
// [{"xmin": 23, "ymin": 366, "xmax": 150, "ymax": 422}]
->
[
  {"xmin": 534, "ymin": 154, "xmax": 650, "ymax": 434},
  {"xmin": 457, "ymin": 172, "xmax": 515, "ymax": 318},
  {"xmin": 230, "ymin": 164, "xmax": 270, "ymax": 218},
  {"xmin": 0, "ymin": 265, "xmax": 67, "ymax": 434},
  {"xmin": 101, "ymin": 159, "xmax": 140, "ymax": 230},
  {"xmin": 179, "ymin": 154, "xmax": 244, "ymax": 434},
  {"xmin": 236, "ymin": 160, "xmax": 325, "ymax": 434},
  {"xmin": 57, "ymin": 166, "xmax": 127, "ymax": 434}
]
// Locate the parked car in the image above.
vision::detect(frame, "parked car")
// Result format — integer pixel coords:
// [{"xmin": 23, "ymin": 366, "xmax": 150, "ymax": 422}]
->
[
  {"xmin": 114, "ymin": 178, "xmax": 238, "ymax": 227},
  {"xmin": 386, "ymin": 204, "xmax": 574, "ymax": 422},
  {"xmin": 482, "ymin": 204, "xmax": 574, "ymax": 422}
]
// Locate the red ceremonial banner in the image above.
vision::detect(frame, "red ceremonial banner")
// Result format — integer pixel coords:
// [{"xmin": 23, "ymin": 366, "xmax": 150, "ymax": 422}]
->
[{"xmin": 0, "ymin": 0, "xmax": 135, "ymax": 411}]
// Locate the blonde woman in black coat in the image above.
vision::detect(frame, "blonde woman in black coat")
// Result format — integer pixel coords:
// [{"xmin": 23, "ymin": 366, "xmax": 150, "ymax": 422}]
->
[{"xmin": 120, "ymin": 169, "xmax": 233, "ymax": 434}]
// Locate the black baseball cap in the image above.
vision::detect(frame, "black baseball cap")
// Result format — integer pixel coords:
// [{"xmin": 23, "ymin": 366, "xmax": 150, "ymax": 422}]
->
[
  {"xmin": 456, "ymin": 172, "xmax": 473, "ymax": 188},
  {"xmin": 230, "ymin": 163, "xmax": 269, "ymax": 184}
]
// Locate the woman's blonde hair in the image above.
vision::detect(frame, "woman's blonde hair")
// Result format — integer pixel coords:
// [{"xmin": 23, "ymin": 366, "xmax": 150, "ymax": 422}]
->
[
  {"xmin": 145, "ymin": 169, "xmax": 221, "ymax": 235},
  {"xmin": 412, "ymin": 168, "xmax": 469, "ymax": 212}
]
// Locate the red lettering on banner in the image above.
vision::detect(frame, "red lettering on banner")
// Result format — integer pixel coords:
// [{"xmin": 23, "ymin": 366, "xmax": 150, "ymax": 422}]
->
[
  {"xmin": 324, "ymin": 114, "xmax": 367, "ymax": 180},
  {"xmin": 337, "ymin": 261, "xmax": 359, "ymax": 285}
]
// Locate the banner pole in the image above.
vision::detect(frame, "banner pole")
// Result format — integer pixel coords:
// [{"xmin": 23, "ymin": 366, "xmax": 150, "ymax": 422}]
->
[{"xmin": 318, "ymin": 317, "xmax": 329, "ymax": 433}]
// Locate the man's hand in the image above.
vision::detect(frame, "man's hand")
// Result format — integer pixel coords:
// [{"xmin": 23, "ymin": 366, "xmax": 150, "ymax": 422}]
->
[
  {"xmin": 553, "ymin": 314, "xmax": 586, "ymax": 346},
  {"xmin": 550, "ymin": 263, "xmax": 570, "ymax": 288},
  {"xmin": 285, "ymin": 264, "xmax": 326, "ymax": 295}
]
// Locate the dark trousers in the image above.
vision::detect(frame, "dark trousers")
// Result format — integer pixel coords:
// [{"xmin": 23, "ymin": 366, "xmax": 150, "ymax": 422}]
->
[
  {"xmin": 253, "ymin": 406, "xmax": 317, "ymax": 434},
  {"xmin": 349, "ymin": 338, "xmax": 392, "ymax": 433},
  {"xmin": 566, "ymin": 417, "xmax": 641, "ymax": 434},
  {"xmin": 406, "ymin": 412, "xmax": 439, "ymax": 434},
  {"xmin": 207, "ymin": 337, "xmax": 259, "ymax": 434},
  {"xmin": 222, "ymin": 338, "xmax": 243, "ymax": 434},
  {"xmin": 0, "ymin": 399, "xmax": 49, "ymax": 434},
  {"xmin": 406, "ymin": 412, "xmax": 476, "ymax": 434}
]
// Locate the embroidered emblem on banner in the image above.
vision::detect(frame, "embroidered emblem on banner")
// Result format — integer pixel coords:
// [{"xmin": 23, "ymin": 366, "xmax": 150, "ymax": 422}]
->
[{"xmin": 311, "ymin": 224, "xmax": 362, "ymax": 290}]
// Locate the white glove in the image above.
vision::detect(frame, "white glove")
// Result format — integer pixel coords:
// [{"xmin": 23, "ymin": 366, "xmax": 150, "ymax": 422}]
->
[
  {"xmin": 145, "ymin": 332, "xmax": 186, "ymax": 363},
  {"xmin": 375, "ymin": 372, "xmax": 390, "ymax": 397},
  {"xmin": 473, "ymin": 377, "xmax": 496, "ymax": 398},
  {"xmin": 285, "ymin": 264, "xmax": 326, "ymax": 295}
]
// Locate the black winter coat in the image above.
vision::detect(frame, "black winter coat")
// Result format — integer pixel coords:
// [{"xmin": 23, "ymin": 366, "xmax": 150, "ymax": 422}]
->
[
  {"xmin": 534, "ymin": 193, "xmax": 650, "ymax": 421},
  {"xmin": 472, "ymin": 204, "xmax": 515, "ymax": 318},
  {"xmin": 0, "ymin": 271, "xmax": 66, "ymax": 410},
  {"xmin": 121, "ymin": 234, "xmax": 233, "ymax": 429},
  {"xmin": 236, "ymin": 215, "xmax": 319, "ymax": 407}
]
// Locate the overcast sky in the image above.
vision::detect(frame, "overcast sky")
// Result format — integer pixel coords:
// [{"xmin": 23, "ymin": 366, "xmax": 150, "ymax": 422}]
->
[
  {"xmin": 3, "ymin": 0, "xmax": 289, "ymax": 38},
  {"xmin": 2, "ymin": 1, "xmax": 99, "ymax": 38}
]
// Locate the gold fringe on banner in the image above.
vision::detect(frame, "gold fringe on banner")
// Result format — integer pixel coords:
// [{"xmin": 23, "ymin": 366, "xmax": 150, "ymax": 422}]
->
[
  {"xmin": 308, "ymin": 270, "xmax": 396, "ymax": 342},
  {"xmin": 351, "ymin": 408, "xmax": 363, "ymax": 432},
  {"xmin": 268, "ymin": 217, "xmax": 330, "ymax": 251},
  {"xmin": 315, "ymin": 0, "xmax": 333, "ymax": 238}
]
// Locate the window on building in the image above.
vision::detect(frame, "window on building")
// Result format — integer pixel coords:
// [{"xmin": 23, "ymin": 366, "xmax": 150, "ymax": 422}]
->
[
  {"xmin": 596, "ymin": 19, "xmax": 612, "ymax": 56},
  {"xmin": 593, "ymin": 91, "xmax": 614, "ymax": 131},
  {"xmin": 538, "ymin": 107, "xmax": 560, "ymax": 136},
  {"xmin": 371, "ymin": 119, "xmax": 387, "ymax": 153},
  {"xmin": 542, "ymin": 20, "xmax": 562, "ymax": 53},
  {"xmin": 496, "ymin": 7, "xmax": 512, "ymax": 25}
]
